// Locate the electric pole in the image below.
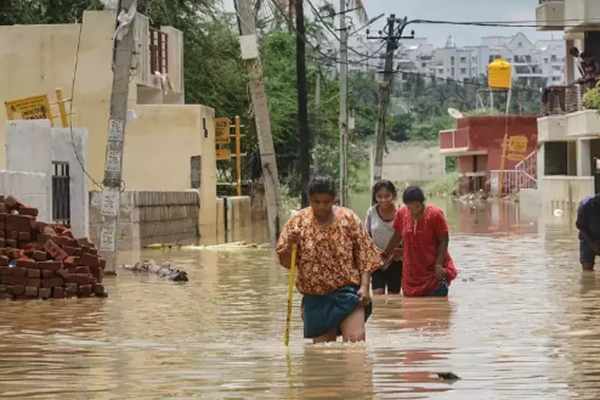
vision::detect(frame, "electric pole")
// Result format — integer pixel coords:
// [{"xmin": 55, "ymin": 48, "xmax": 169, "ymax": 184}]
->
[
  {"xmin": 339, "ymin": 0, "xmax": 349, "ymax": 206},
  {"xmin": 99, "ymin": 0, "xmax": 137, "ymax": 275},
  {"xmin": 296, "ymin": 0, "xmax": 310, "ymax": 208},
  {"xmin": 371, "ymin": 15, "xmax": 411, "ymax": 183},
  {"xmin": 235, "ymin": 0, "xmax": 282, "ymax": 245}
]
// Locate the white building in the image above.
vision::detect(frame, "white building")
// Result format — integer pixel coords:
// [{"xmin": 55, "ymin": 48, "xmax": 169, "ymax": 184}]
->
[
  {"xmin": 341, "ymin": 33, "xmax": 565, "ymax": 85},
  {"xmin": 531, "ymin": 0, "xmax": 600, "ymax": 212}
]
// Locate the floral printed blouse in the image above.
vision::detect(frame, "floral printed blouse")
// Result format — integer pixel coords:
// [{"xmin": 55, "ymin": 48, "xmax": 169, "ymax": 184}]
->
[{"xmin": 276, "ymin": 207, "xmax": 382, "ymax": 295}]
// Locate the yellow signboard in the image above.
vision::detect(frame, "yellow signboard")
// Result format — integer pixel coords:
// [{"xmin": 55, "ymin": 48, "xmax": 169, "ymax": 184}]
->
[
  {"xmin": 508, "ymin": 136, "xmax": 528, "ymax": 153},
  {"xmin": 215, "ymin": 118, "xmax": 231, "ymax": 144},
  {"xmin": 506, "ymin": 153, "xmax": 525, "ymax": 162},
  {"xmin": 5, "ymin": 95, "xmax": 52, "ymax": 123},
  {"xmin": 216, "ymin": 148, "xmax": 231, "ymax": 161}
]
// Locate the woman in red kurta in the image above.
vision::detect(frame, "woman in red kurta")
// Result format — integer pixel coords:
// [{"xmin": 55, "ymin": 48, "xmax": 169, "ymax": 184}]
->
[{"xmin": 382, "ymin": 186, "xmax": 457, "ymax": 297}]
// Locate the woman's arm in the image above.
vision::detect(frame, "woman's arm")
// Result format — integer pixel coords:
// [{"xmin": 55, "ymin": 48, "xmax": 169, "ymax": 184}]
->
[
  {"xmin": 351, "ymin": 212, "xmax": 382, "ymax": 274},
  {"xmin": 383, "ymin": 208, "xmax": 404, "ymax": 256},
  {"xmin": 275, "ymin": 218, "xmax": 298, "ymax": 268},
  {"xmin": 433, "ymin": 209, "xmax": 450, "ymax": 267}
]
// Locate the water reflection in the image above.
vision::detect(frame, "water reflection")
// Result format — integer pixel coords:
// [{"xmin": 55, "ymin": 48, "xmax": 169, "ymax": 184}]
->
[{"xmin": 0, "ymin": 198, "xmax": 599, "ymax": 399}]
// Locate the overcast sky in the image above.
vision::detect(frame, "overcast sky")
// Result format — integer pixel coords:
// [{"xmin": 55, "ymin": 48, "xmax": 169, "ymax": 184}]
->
[{"xmin": 222, "ymin": 0, "xmax": 561, "ymax": 47}]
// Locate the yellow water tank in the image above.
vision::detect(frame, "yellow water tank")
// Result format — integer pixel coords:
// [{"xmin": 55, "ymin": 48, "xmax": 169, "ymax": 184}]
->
[{"xmin": 488, "ymin": 59, "xmax": 512, "ymax": 89}]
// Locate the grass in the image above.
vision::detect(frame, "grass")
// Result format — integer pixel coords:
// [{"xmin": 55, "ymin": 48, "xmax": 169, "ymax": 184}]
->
[{"xmin": 423, "ymin": 172, "xmax": 458, "ymax": 198}]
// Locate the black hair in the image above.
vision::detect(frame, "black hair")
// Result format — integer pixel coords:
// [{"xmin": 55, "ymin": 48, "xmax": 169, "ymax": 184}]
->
[
  {"xmin": 371, "ymin": 180, "xmax": 397, "ymax": 205},
  {"xmin": 570, "ymin": 47, "xmax": 580, "ymax": 57},
  {"xmin": 581, "ymin": 51, "xmax": 591, "ymax": 59},
  {"xmin": 402, "ymin": 186, "xmax": 425, "ymax": 204},
  {"xmin": 307, "ymin": 174, "xmax": 336, "ymax": 198}
]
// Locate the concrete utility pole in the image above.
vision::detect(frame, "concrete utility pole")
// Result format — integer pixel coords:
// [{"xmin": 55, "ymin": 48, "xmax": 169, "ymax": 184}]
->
[
  {"xmin": 99, "ymin": 0, "xmax": 137, "ymax": 274},
  {"xmin": 371, "ymin": 15, "xmax": 412, "ymax": 183},
  {"xmin": 339, "ymin": 0, "xmax": 349, "ymax": 206},
  {"xmin": 235, "ymin": 0, "xmax": 282, "ymax": 245}
]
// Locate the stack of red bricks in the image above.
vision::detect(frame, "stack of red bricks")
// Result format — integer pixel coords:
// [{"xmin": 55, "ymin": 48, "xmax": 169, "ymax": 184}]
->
[{"xmin": 0, "ymin": 195, "xmax": 107, "ymax": 300}]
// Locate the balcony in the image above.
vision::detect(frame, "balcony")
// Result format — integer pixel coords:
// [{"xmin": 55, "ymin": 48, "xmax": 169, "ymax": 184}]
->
[
  {"xmin": 536, "ymin": 0, "xmax": 565, "ymax": 31},
  {"xmin": 539, "ymin": 83, "xmax": 600, "ymax": 139},
  {"xmin": 564, "ymin": 0, "xmax": 600, "ymax": 33},
  {"xmin": 439, "ymin": 127, "xmax": 482, "ymax": 156},
  {"xmin": 134, "ymin": 14, "xmax": 184, "ymax": 95}
]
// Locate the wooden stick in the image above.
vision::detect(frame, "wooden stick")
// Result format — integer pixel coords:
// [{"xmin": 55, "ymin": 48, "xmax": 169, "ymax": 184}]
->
[{"xmin": 284, "ymin": 244, "xmax": 298, "ymax": 346}]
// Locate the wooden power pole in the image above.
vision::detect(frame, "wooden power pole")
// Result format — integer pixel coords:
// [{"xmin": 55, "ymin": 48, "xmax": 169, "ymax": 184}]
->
[
  {"xmin": 339, "ymin": 0, "xmax": 349, "ymax": 206},
  {"xmin": 296, "ymin": 0, "xmax": 310, "ymax": 208},
  {"xmin": 235, "ymin": 0, "xmax": 282, "ymax": 245},
  {"xmin": 99, "ymin": 0, "xmax": 137, "ymax": 274}
]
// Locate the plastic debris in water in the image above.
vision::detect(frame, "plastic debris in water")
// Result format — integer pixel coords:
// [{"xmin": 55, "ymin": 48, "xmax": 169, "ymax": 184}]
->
[{"xmin": 437, "ymin": 372, "xmax": 461, "ymax": 381}]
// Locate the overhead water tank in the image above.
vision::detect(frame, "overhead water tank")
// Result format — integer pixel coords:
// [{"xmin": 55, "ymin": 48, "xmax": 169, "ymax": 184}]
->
[{"xmin": 488, "ymin": 59, "xmax": 512, "ymax": 90}]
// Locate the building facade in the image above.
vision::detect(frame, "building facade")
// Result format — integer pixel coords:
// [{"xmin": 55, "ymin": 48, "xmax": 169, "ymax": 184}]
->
[{"xmin": 534, "ymin": 0, "xmax": 600, "ymax": 211}]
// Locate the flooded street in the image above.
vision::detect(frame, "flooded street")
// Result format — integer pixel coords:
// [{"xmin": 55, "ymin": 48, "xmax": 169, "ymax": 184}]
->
[{"xmin": 1, "ymin": 198, "xmax": 599, "ymax": 399}]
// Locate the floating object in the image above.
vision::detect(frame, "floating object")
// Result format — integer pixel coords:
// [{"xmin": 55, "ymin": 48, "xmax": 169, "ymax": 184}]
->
[
  {"xmin": 118, "ymin": 260, "xmax": 188, "ymax": 282},
  {"xmin": 553, "ymin": 209, "xmax": 564, "ymax": 217},
  {"xmin": 437, "ymin": 372, "xmax": 461, "ymax": 381}
]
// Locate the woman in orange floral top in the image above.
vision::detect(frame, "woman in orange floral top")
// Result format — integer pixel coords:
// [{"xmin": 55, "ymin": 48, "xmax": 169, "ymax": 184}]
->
[{"xmin": 277, "ymin": 175, "xmax": 382, "ymax": 343}]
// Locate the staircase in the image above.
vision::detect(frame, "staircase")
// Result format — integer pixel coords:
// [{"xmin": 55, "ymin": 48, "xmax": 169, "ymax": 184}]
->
[{"xmin": 488, "ymin": 149, "xmax": 537, "ymax": 195}]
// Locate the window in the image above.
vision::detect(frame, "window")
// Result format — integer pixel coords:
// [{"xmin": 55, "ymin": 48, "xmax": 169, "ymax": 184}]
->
[
  {"xmin": 460, "ymin": 68, "xmax": 467, "ymax": 74},
  {"xmin": 451, "ymin": 67, "xmax": 455, "ymax": 76},
  {"xmin": 551, "ymin": 55, "xmax": 557, "ymax": 62},
  {"xmin": 422, "ymin": 63, "xmax": 427, "ymax": 68},
  {"xmin": 460, "ymin": 57, "xmax": 467, "ymax": 63},
  {"xmin": 544, "ymin": 58, "xmax": 549, "ymax": 63},
  {"xmin": 451, "ymin": 56, "xmax": 455, "ymax": 65}
]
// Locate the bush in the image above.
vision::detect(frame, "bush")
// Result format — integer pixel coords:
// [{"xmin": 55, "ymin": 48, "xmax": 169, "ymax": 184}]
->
[{"xmin": 583, "ymin": 82, "xmax": 600, "ymax": 110}]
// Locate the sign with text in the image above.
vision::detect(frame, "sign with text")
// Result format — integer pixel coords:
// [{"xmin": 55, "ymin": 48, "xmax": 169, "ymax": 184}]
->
[
  {"xmin": 216, "ymin": 148, "xmax": 231, "ymax": 161},
  {"xmin": 5, "ymin": 95, "xmax": 52, "ymax": 122},
  {"xmin": 508, "ymin": 136, "xmax": 528, "ymax": 154},
  {"xmin": 215, "ymin": 118, "xmax": 231, "ymax": 144}
]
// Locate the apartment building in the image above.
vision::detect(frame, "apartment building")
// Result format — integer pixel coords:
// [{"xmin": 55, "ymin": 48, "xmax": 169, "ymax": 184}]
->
[
  {"xmin": 533, "ymin": 0, "xmax": 600, "ymax": 211},
  {"xmin": 342, "ymin": 33, "xmax": 565, "ymax": 85}
]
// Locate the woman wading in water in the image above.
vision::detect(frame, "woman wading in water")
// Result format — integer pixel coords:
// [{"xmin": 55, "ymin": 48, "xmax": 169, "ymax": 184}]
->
[
  {"xmin": 365, "ymin": 180, "xmax": 403, "ymax": 295},
  {"xmin": 276, "ymin": 175, "xmax": 381, "ymax": 343},
  {"xmin": 382, "ymin": 186, "xmax": 457, "ymax": 297}
]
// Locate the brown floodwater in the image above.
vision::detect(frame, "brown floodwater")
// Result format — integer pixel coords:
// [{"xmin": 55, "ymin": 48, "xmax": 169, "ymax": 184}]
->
[{"xmin": 0, "ymin": 198, "xmax": 598, "ymax": 399}]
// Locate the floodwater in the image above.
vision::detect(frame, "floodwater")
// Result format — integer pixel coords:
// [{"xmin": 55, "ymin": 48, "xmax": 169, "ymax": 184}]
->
[{"xmin": 0, "ymin": 198, "xmax": 599, "ymax": 399}]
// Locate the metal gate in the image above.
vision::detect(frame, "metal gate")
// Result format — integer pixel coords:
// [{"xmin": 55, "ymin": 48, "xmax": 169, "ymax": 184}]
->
[{"xmin": 52, "ymin": 162, "xmax": 71, "ymax": 226}]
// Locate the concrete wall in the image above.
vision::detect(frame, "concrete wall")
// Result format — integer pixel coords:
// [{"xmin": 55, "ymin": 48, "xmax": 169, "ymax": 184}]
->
[
  {"xmin": 5, "ymin": 120, "xmax": 88, "ymax": 237},
  {"xmin": 0, "ymin": 171, "xmax": 50, "ymax": 221},
  {"xmin": 369, "ymin": 142, "xmax": 444, "ymax": 184},
  {"xmin": 89, "ymin": 191, "xmax": 200, "ymax": 251}
]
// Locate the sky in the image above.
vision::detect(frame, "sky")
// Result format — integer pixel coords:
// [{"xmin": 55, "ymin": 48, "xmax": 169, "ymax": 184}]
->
[{"xmin": 222, "ymin": 0, "xmax": 561, "ymax": 47}]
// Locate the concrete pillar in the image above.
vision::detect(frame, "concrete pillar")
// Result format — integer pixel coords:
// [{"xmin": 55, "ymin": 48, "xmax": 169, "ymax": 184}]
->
[
  {"xmin": 566, "ymin": 39, "xmax": 576, "ymax": 84},
  {"xmin": 577, "ymin": 139, "xmax": 592, "ymax": 176},
  {"xmin": 537, "ymin": 143, "xmax": 546, "ymax": 178},
  {"xmin": 568, "ymin": 141, "xmax": 577, "ymax": 176}
]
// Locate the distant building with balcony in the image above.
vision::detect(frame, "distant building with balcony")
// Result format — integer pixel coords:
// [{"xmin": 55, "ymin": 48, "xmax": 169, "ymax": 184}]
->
[
  {"xmin": 535, "ymin": 0, "xmax": 600, "ymax": 211},
  {"xmin": 439, "ymin": 116, "xmax": 539, "ymax": 193}
]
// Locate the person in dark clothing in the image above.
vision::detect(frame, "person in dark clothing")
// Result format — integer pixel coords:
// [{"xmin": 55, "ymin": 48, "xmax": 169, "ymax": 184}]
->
[{"xmin": 576, "ymin": 194, "xmax": 600, "ymax": 271}]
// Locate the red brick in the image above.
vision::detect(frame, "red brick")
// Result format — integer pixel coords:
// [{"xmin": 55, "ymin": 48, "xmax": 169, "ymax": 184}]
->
[
  {"xmin": 12, "ymin": 267, "xmax": 27, "ymax": 278},
  {"xmin": 27, "ymin": 269, "xmax": 40, "ymax": 278},
  {"xmin": 5, "ymin": 239, "xmax": 16, "ymax": 248},
  {"xmin": 39, "ymin": 288, "xmax": 51, "ymax": 298},
  {"xmin": 42, "ymin": 277, "xmax": 64, "ymax": 288},
  {"xmin": 18, "ymin": 205, "xmax": 39, "ymax": 217},
  {"xmin": 99, "ymin": 258, "xmax": 106, "ymax": 270},
  {"xmin": 63, "ymin": 246, "xmax": 78, "ymax": 256},
  {"xmin": 0, "ymin": 293, "xmax": 12, "ymax": 300},
  {"xmin": 25, "ymin": 286, "xmax": 38, "ymax": 297},
  {"xmin": 75, "ymin": 266, "xmax": 90, "ymax": 275},
  {"xmin": 24, "ymin": 249, "xmax": 35, "ymax": 258},
  {"xmin": 81, "ymin": 245, "xmax": 91, "ymax": 254},
  {"xmin": 88, "ymin": 247, "xmax": 98, "ymax": 256},
  {"xmin": 66, "ymin": 274, "xmax": 93, "ymax": 285},
  {"xmin": 61, "ymin": 229, "xmax": 74, "ymax": 239},
  {"xmin": 0, "ymin": 212, "xmax": 6, "ymax": 221},
  {"xmin": 3, "ymin": 276, "xmax": 28, "ymax": 286},
  {"xmin": 43, "ymin": 240, "xmax": 67, "ymax": 261},
  {"xmin": 12, "ymin": 284, "xmax": 25, "ymax": 295},
  {"xmin": 43, "ymin": 226, "xmax": 57, "ymax": 236},
  {"xmin": 65, "ymin": 283, "xmax": 78, "ymax": 293},
  {"xmin": 8, "ymin": 231, "xmax": 17, "ymax": 240},
  {"xmin": 17, "ymin": 232, "xmax": 31, "ymax": 242},
  {"xmin": 5, "ymin": 195, "xmax": 21, "ymax": 207},
  {"xmin": 36, "ymin": 261, "xmax": 63, "ymax": 271},
  {"xmin": 53, "ymin": 225, "xmax": 66, "ymax": 234},
  {"xmin": 16, "ymin": 260, "xmax": 36, "ymax": 269},
  {"xmin": 27, "ymin": 278, "xmax": 41, "ymax": 288},
  {"xmin": 66, "ymin": 239, "xmax": 79, "ymax": 248},
  {"xmin": 32, "ymin": 251, "xmax": 47, "ymax": 261},
  {"xmin": 53, "ymin": 287, "xmax": 64, "ymax": 299},
  {"xmin": 41, "ymin": 270, "xmax": 55, "ymax": 279},
  {"xmin": 50, "ymin": 235, "xmax": 69, "ymax": 247},
  {"xmin": 76, "ymin": 237, "xmax": 90, "ymax": 246},
  {"xmin": 78, "ymin": 284, "xmax": 93, "ymax": 297},
  {"xmin": 0, "ymin": 284, "xmax": 9, "ymax": 293},
  {"xmin": 81, "ymin": 253, "xmax": 99, "ymax": 268},
  {"xmin": 0, "ymin": 266, "xmax": 10, "ymax": 275},
  {"xmin": 0, "ymin": 231, "xmax": 5, "ymax": 239},
  {"xmin": 56, "ymin": 270, "xmax": 70, "ymax": 279},
  {"xmin": 6, "ymin": 214, "xmax": 31, "ymax": 225},
  {"xmin": 0, "ymin": 249, "xmax": 7, "ymax": 256},
  {"xmin": 0, "ymin": 239, "xmax": 5, "ymax": 248},
  {"xmin": 37, "ymin": 234, "xmax": 50, "ymax": 244},
  {"xmin": 7, "ymin": 249, "xmax": 20, "ymax": 259},
  {"xmin": 90, "ymin": 266, "xmax": 103, "ymax": 282}
]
